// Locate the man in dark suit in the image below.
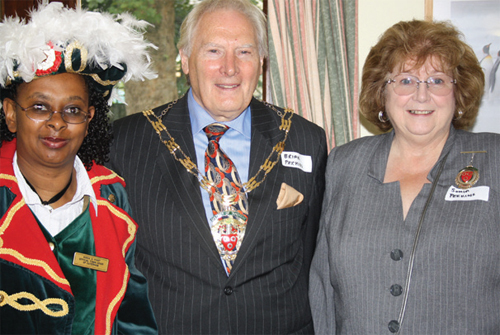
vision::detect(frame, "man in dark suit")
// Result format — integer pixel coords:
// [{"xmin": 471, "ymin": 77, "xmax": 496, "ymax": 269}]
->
[{"xmin": 108, "ymin": 0, "xmax": 327, "ymax": 333}]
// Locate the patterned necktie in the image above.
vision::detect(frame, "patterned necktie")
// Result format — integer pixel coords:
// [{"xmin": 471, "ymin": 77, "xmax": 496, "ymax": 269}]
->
[{"xmin": 204, "ymin": 123, "xmax": 248, "ymax": 274}]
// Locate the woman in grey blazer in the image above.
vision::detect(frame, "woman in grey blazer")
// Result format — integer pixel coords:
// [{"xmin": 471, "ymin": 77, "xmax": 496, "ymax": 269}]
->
[{"xmin": 310, "ymin": 20, "xmax": 500, "ymax": 334}]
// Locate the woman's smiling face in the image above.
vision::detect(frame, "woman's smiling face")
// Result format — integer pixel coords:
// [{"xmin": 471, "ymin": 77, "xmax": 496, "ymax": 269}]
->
[
  {"xmin": 385, "ymin": 57, "xmax": 456, "ymax": 142},
  {"xmin": 4, "ymin": 73, "xmax": 94, "ymax": 170}
]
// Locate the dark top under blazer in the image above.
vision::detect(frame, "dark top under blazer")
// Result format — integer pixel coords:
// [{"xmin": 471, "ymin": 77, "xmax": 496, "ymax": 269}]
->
[{"xmin": 108, "ymin": 95, "xmax": 327, "ymax": 334}]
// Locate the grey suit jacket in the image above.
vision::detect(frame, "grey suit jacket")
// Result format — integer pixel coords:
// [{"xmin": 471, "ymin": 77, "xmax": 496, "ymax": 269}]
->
[
  {"xmin": 310, "ymin": 127, "xmax": 500, "ymax": 334},
  {"xmin": 108, "ymin": 95, "xmax": 327, "ymax": 334}
]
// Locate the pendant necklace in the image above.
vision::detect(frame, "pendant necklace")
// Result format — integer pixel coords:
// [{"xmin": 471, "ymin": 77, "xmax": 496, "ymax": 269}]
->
[
  {"xmin": 455, "ymin": 150, "xmax": 486, "ymax": 189},
  {"xmin": 143, "ymin": 99, "xmax": 293, "ymax": 196},
  {"xmin": 143, "ymin": 99, "xmax": 294, "ymax": 270}
]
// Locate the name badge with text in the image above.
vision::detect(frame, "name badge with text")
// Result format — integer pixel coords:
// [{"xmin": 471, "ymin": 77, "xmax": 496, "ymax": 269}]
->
[
  {"xmin": 281, "ymin": 151, "xmax": 312, "ymax": 173},
  {"xmin": 445, "ymin": 185, "xmax": 489, "ymax": 202},
  {"xmin": 73, "ymin": 252, "xmax": 109, "ymax": 272}
]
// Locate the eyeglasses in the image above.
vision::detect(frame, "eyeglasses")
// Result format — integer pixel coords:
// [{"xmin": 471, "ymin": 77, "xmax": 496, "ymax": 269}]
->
[
  {"xmin": 11, "ymin": 100, "xmax": 90, "ymax": 124},
  {"xmin": 386, "ymin": 74, "xmax": 456, "ymax": 96}
]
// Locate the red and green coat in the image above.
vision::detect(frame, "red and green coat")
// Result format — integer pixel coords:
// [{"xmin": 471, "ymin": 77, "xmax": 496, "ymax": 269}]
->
[{"xmin": 0, "ymin": 139, "xmax": 157, "ymax": 334}]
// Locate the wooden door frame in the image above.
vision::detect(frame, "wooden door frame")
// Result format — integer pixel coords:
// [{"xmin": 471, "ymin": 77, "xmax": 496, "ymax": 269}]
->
[{"xmin": 1, "ymin": 0, "xmax": 77, "ymax": 19}]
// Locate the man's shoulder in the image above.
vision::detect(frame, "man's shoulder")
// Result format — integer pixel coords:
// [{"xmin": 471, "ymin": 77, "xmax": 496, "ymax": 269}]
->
[
  {"xmin": 113, "ymin": 102, "xmax": 172, "ymax": 127},
  {"xmin": 112, "ymin": 98, "xmax": 188, "ymax": 138},
  {"xmin": 253, "ymin": 99, "xmax": 325, "ymax": 135}
]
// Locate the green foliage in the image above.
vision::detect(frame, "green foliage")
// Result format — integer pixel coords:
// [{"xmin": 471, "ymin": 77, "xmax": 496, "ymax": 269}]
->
[
  {"xmin": 175, "ymin": 1, "xmax": 193, "ymax": 96},
  {"xmin": 174, "ymin": 0, "xmax": 193, "ymax": 47},
  {"xmin": 82, "ymin": 0, "xmax": 193, "ymax": 97},
  {"xmin": 83, "ymin": 0, "xmax": 192, "ymax": 41},
  {"xmin": 83, "ymin": 0, "xmax": 160, "ymax": 24},
  {"xmin": 82, "ymin": 0, "xmax": 263, "ymax": 100}
]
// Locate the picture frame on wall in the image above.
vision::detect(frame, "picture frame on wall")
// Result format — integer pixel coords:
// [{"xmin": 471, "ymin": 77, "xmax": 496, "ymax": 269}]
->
[{"xmin": 430, "ymin": 0, "xmax": 500, "ymax": 133}]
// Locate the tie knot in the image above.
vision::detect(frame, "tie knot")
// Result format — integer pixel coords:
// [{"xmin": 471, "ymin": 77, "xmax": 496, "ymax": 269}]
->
[{"xmin": 204, "ymin": 123, "xmax": 229, "ymax": 142}]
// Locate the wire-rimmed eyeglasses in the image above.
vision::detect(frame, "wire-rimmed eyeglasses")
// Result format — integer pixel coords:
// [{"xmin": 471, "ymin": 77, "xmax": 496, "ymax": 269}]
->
[
  {"xmin": 386, "ymin": 74, "xmax": 456, "ymax": 96},
  {"xmin": 11, "ymin": 100, "xmax": 90, "ymax": 124}
]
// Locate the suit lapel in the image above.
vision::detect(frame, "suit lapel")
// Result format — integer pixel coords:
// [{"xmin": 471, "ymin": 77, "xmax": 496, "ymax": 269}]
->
[
  {"xmin": 152, "ymin": 97, "xmax": 287, "ymax": 276},
  {"xmin": 230, "ymin": 99, "xmax": 286, "ymax": 275},
  {"xmin": 154, "ymin": 96, "xmax": 222, "ymax": 265}
]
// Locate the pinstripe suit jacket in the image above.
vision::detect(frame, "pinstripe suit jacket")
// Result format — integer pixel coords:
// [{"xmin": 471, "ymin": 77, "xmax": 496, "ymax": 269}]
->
[
  {"xmin": 108, "ymin": 95, "xmax": 327, "ymax": 334},
  {"xmin": 310, "ymin": 127, "xmax": 500, "ymax": 334}
]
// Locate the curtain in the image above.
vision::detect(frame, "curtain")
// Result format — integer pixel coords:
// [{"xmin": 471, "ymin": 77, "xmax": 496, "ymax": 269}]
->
[{"xmin": 267, "ymin": 0, "xmax": 358, "ymax": 149}]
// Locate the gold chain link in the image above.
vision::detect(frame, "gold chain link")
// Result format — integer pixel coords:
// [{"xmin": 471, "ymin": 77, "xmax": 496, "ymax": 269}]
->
[{"xmin": 143, "ymin": 100, "xmax": 293, "ymax": 195}]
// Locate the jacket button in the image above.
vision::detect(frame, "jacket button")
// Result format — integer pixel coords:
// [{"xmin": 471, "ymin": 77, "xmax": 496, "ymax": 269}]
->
[
  {"xmin": 388, "ymin": 320, "xmax": 400, "ymax": 333},
  {"xmin": 390, "ymin": 249, "xmax": 403, "ymax": 261},
  {"xmin": 224, "ymin": 286, "xmax": 233, "ymax": 295},
  {"xmin": 108, "ymin": 194, "xmax": 116, "ymax": 203},
  {"xmin": 390, "ymin": 284, "xmax": 403, "ymax": 296},
  {"xmin": 48, "ymin": 242, "xmax": 55, "ymax": 251}
]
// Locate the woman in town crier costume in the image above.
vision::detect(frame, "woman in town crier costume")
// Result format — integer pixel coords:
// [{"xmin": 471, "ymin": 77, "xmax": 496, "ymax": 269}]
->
[{"xmin": 0, "ymin": 3, "xmax": 157, "ymax": 334}]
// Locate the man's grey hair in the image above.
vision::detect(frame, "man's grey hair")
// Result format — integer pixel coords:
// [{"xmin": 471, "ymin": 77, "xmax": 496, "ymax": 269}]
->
[{"xmin": 177, "ymin": 0, "xmax": 268, "ymax": 58}]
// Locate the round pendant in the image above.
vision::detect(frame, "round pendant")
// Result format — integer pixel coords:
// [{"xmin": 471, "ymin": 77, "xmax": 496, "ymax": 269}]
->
[
  {"xmin": 455, "ymin": 166, "xmax": 479, "ymax": 189},
  {"xmin": 210, "ymin": 211, "xmax": 247, "ymax": 262}
]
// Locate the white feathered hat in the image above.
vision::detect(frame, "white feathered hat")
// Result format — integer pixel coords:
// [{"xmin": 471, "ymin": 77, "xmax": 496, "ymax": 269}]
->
[{"xmin": 0, "ymin": 2, "xmax": 157, "ymax": 100}]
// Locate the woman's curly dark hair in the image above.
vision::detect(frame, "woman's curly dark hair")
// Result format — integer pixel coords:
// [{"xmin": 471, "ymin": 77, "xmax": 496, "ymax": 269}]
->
[
  {"xmin": 78, "ymin": 76, "xmax": 113, "ymax": 170},
  {"xmin": 0, "ymin": 82, "xmax": 19, "ymax": 143},
  {"xmin": 0, "ymin": 75, "xmax": 113, "ymax": 170}
]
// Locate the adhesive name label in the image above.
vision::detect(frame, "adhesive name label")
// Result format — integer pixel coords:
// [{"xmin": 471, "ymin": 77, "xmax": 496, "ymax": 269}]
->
[
  {"xmin": 281, "ymin": 151, "xmax": 312, "ymax": 173},
  {"xmin": 445, "ymin": 185, "xmax": 489, "ymax": 202}
]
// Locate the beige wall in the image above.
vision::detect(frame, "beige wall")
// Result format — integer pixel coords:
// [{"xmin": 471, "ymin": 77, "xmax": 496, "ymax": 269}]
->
[{"xmin": 358, "ymin": 0, "xmax": 426, "ymax": 136}]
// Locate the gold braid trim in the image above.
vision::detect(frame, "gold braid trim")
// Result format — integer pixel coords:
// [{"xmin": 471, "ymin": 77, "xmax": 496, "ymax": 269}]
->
[
  {"xmin": 90, "ymin": 171, "xmax": 124, "ymax": 185},
  {"xmin": 0, "ymin": 198, "xmax": 24, "ymax": 247},
  {"xmin": 105, "ymin": 267, "xmax": 130, "ymax": 335},
  {"xmin": 0, "ymin": 290, "xmax": 69, "ymax": 317},
  {"xmin": 89, "ymin": 73, "xmax": 120, "ymax": 87},
  {"xmin": 64, "ymin": 41, "xmax": 88, "ymax": 73},
  {"xmin": 0, "ymin": 173, "xmax": 17, "ymax": 183},
  {"xmin": 95, "ymin": 198, "xmax": 135, "ymax": 334},
  {"xmin": 96, "ymin": 200, "xmax": 136, "ymax": 257},
  {"xmin": 0, "ymin": 197, "xmax": 69, "ymax": 286},
  {"xmin": 0, "ymin": 249, "xmax": 69, "ymax": 286}
]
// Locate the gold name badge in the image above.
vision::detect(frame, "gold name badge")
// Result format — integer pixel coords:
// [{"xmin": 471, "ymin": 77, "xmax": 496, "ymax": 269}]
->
[{"xmin": 73, "ymin": 252, "xmax": 109, "ymax": 272}]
